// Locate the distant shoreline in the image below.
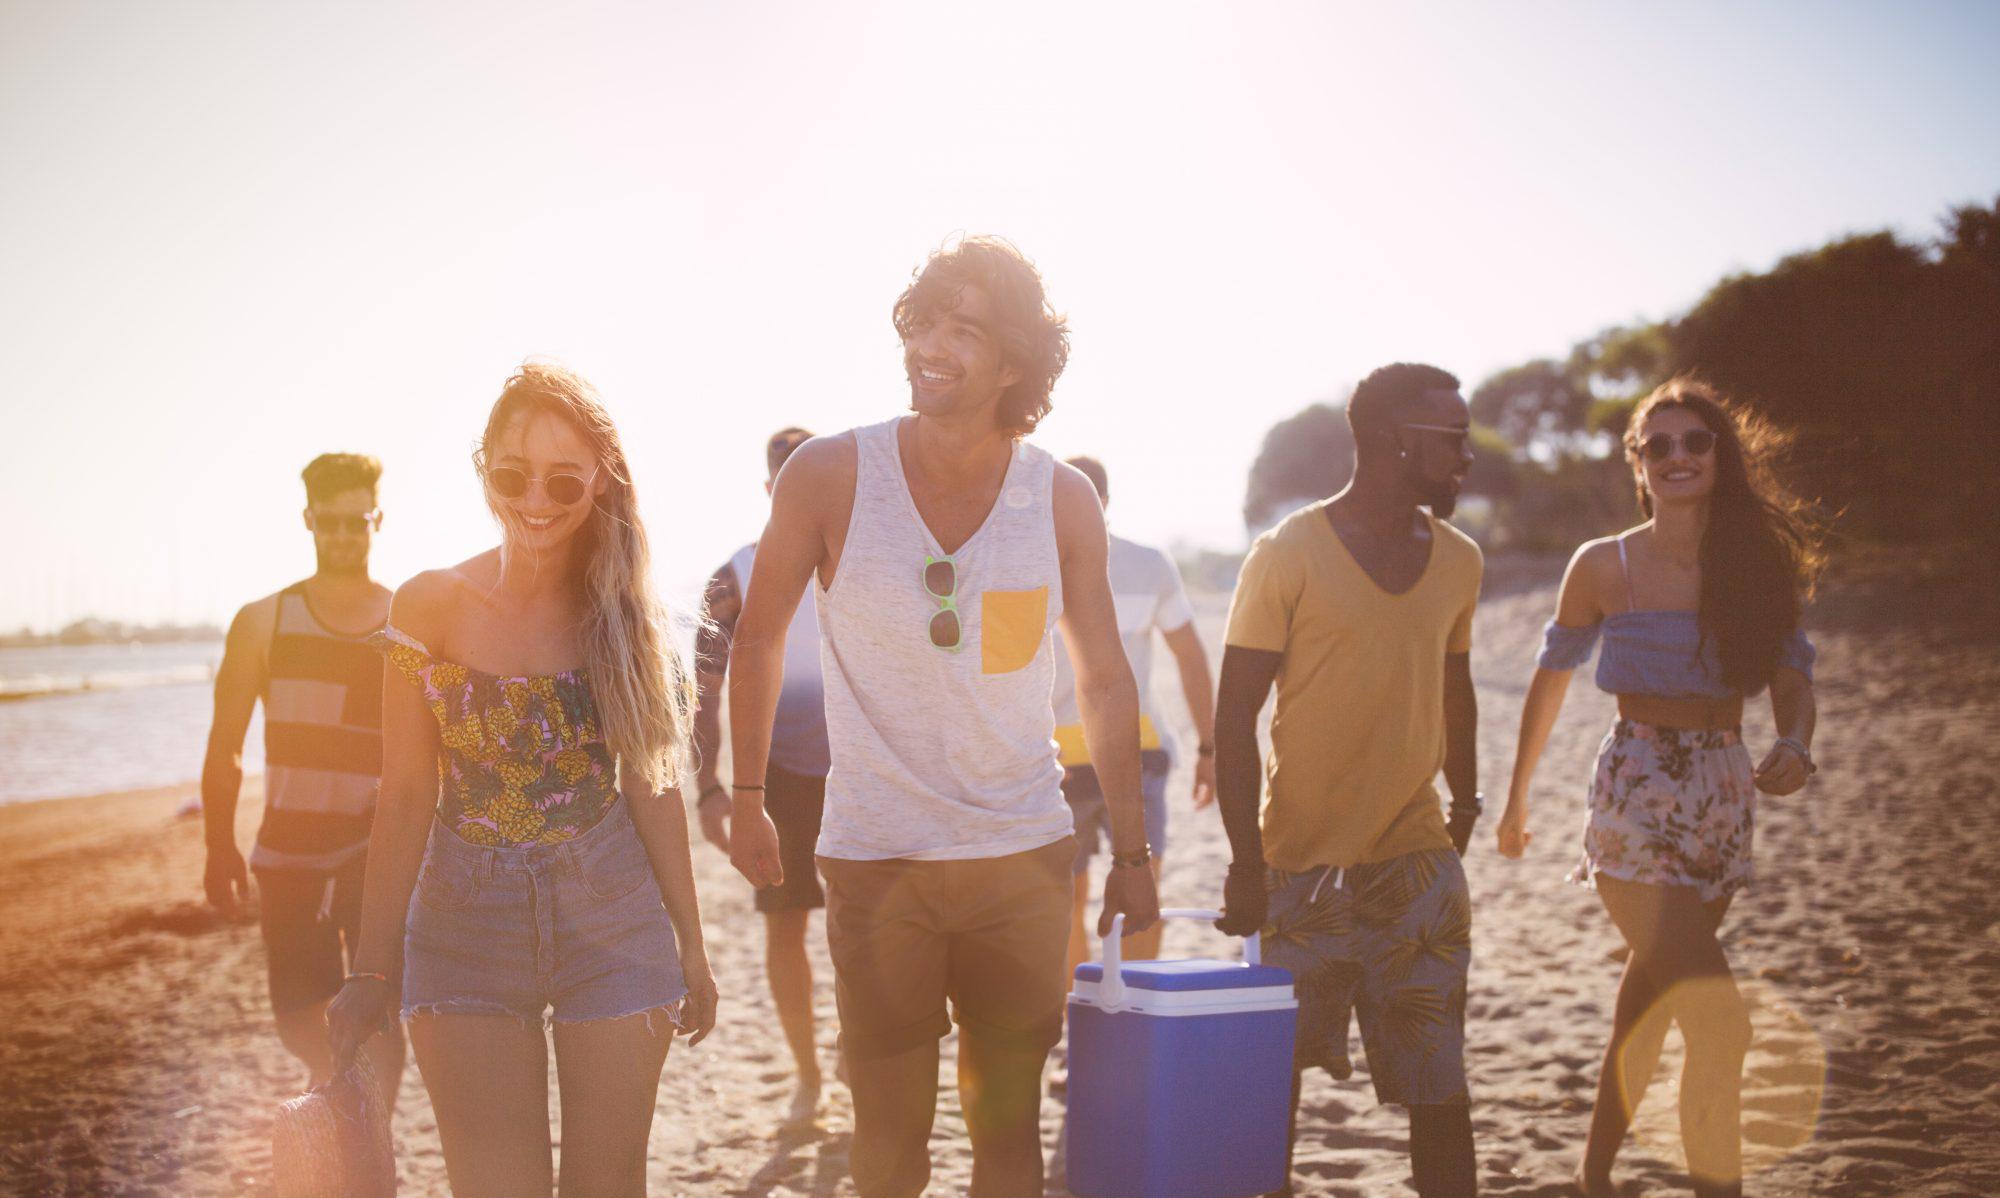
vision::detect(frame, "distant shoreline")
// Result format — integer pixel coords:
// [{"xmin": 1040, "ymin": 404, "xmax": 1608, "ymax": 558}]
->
[{"xmin": 0, "ymin": 625, "xmax": 223, "ymax": 650}]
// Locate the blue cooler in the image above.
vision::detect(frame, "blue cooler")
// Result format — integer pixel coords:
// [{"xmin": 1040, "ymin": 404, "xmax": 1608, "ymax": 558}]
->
[{"xmin": 1065, "ymin": 908, "xmax": 1297, "ymax": 1198}]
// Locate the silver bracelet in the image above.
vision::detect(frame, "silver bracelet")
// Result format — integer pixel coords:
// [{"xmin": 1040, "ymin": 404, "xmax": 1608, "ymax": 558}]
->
[{"xmin": 1774, "ymin": 736, "xmax": 1817, "ymax": 774}]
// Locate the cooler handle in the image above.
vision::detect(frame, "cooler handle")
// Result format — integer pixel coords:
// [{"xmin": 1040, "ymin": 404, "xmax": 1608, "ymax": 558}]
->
[{"xmin": 1098, "ymin": 908, "xmax": 1261, "ymax": 1011}]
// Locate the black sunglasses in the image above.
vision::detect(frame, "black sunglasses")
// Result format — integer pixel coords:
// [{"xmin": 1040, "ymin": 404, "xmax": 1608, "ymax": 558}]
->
[
  {"xmin": 1636, "ymin": 429, "xmax": 1717, "ymax": 462},
  {"xmin": 312, "ymin": 511, "xmax": 380, "ymax": 535},
  {"xmin": 484, "ymin": 467, "xmax": 597, "ymax": 506}
]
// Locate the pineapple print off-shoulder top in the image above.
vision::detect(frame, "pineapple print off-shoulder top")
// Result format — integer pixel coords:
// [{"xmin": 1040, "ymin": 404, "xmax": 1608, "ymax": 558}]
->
[{"xmin": 373, "ymin": 625, "xmax": 619, "ymax": 847}]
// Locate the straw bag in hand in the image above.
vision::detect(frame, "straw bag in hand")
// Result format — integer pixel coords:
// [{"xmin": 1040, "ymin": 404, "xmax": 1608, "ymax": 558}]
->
[{"xmin": 272, "ymin": 1050, "xmax": 397, "ymax": 1197}]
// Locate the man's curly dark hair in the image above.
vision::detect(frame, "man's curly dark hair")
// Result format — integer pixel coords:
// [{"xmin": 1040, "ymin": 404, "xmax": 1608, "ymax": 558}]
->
[{"xmin": 893, "ymin": 235, "xmax": 1071, "ymax": 438}]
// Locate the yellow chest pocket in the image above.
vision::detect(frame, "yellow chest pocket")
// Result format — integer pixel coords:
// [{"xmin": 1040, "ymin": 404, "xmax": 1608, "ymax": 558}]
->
[{"xmin": 981, "ymin": 586, "xmax": 1050, "ymax": 675}]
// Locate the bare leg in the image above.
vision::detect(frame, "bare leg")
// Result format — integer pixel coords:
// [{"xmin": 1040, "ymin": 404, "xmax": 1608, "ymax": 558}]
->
[
  {"xmin": 552, "ymin": 1012, "xmax": 675, "ymax": 1197},
  {"xmin": 362, "ymin": 1018, "xmax": 408, "ymax": 1110},
  {"xmin": 410, "ymin": 1013, "xmax": 554, "ymax": 1198},
  {"xmin": 274, "ymin": 1001, "xmax": 336, "ymax": 1087},
  {"xmin": 959, "ymin": 1030, "xmax": 1053, "ymax": 1198},
  {"xmin": 1592, "ymin": 880, "xmax": 1748, "ymax": 1198},
  {"xmin": 765, "ymin": 908, "xmax": 823, "ymax": 1122},
  {"xmin": 1409, "ymin": 1103, "xmax": 1477, "ymax": 1197},
  {"xmin": 1266, "ymin": 1069, "xmax": 1303, "ymax": 1198},
  {"xmin": 848, "ymin": 1040, "xmax": 942, "ymax": 1198}
]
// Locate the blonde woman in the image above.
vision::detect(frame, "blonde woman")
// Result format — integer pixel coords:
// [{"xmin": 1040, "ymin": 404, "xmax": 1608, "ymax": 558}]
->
[{"xmin": 327, "ymin": 364, "xmax": 717, "ymax": 1197}]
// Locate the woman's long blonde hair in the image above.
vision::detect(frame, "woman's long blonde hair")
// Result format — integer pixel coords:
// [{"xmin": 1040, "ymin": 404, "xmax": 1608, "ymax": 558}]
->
[{"xmin": 474, "ymin": 362, "xmax": 695, "ymax": 792}]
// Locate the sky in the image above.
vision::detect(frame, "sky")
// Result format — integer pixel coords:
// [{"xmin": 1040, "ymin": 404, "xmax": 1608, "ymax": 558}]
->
[{"xmin": 3, "ymin": 0, "xmax": 1997, "ymax": 632}]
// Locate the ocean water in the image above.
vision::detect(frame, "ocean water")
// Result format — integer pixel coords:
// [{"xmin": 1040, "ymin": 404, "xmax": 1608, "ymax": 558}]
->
[{"xmin": 0, "ymin": 643, "xmax": 264, "ymax": 805}]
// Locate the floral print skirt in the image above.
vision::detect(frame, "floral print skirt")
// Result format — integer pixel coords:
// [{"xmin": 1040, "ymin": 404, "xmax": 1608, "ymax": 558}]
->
[{"xmin": 1568, "ymin": 718, "xmax": 1755, "ymax": 903}]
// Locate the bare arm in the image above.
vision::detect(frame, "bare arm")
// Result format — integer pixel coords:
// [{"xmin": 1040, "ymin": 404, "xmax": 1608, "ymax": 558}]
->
[
  {"xmin": 1498, "ymin": 543, "xmax": 1607, "ymax": 858},
  {"xmin": 622, "ymin": 768, "xmax": 718, "ymax": 1043},
  {"xmin": 1054, "ymin": 464, "xmax": 1159, "ymax": 936},
  {"xmin": 1753, "ymin": 666, "xmax": 1817, "ymax": 795},
  {"xmin": 1211, "ymin": 644, "xmax": 1280, "ymax": 935},
  {"xmin": 1160, "ymin": 620, "xmax": 1217, "ymax": 809},
  {"xmin": 201, "ymin": 597, "xmax": 273, "ymax": 913},
  {"xmin": 1442, "ymin": 651, "xmax": 1480, "ymax": 854},
  {"xmin": 727, "ymin": 437, "xmax": 846, "ymax": 888},
  {"xmin": 691, "ymin": 563, "xmax": 740, "ymax": 849},
  {"xmin": 328, "ymin": 577, "xmax": 449, "ymax": 1070}
]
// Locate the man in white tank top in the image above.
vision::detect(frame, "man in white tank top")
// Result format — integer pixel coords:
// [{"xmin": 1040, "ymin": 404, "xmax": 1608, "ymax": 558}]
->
[
  {"xmin": 727, "ymin": 236, "xmax": 1160, "ymax": 1197},
  {"xmin": 691, "ymin": 426, "xmax": 833, "ymax": 1129}
]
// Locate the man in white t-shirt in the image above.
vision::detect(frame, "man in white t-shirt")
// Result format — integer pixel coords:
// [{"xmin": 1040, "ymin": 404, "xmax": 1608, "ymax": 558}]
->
[{"xmin": 1052, "ymin": 456, "xmax": 1216, "ymax": 973}]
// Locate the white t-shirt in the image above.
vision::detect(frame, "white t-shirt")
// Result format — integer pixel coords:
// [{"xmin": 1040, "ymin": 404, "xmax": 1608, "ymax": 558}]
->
[{"xmin": 1050, "ymin": 534, "xmax": 1196, "ymax": 765}]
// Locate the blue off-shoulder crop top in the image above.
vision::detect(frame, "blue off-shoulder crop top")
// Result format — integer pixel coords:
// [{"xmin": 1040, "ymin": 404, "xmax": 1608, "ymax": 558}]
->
[{"xmin": 1535, "ymin": 538, "xmax": 1815, "ymax": 699}]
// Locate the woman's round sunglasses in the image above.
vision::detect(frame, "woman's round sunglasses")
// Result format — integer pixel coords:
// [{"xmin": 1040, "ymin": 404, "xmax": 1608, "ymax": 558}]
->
[
  {"xmin": 484, "ymin": 466, "xmax": 598, "ymax": 506},
  {"xmin": 1636, "ymin": 429, "xmax": 1716, "ymax": 462}
]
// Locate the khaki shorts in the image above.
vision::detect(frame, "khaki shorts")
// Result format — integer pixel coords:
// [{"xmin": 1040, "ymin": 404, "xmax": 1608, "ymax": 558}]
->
[{"xmin": 819, "ymin": 837, "xmax": 1075, "ymax": 1060}]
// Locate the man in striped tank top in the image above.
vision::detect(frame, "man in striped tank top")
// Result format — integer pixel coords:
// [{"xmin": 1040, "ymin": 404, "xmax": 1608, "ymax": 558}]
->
[
  {"xmin": 728, "ymin": 236, "xmax": 1160, "ymax": 1197},
  {"xmin": 201, "ymin": 453, "xmax": 405, "ymax": 1099}
]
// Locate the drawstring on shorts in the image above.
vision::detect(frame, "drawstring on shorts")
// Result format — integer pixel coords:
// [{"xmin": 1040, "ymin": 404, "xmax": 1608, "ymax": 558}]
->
[{"xmin": 1307, "ymin": 865, "xmax": 1346, "ymax": 904}]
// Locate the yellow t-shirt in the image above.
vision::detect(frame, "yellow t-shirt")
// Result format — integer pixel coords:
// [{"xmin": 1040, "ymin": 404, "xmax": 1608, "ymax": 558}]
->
[{"xmin": 1224, "ymin": 503, "xmax": 1482, "ymax": 871}]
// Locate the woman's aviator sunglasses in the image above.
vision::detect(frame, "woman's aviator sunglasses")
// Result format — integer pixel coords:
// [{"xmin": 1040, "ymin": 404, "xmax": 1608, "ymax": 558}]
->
[
  {"xmin": 484, "ymin": 466, "xmax": 598, "ymax": 506},
  {"xmin": 1636, "ymin": 429, "xmax": 1717, "ymax": 462}
]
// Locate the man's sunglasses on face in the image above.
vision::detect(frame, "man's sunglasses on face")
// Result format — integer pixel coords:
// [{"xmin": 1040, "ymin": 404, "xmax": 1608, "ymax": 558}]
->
[
  {"xmin": 1402, "ymin": 422, "xmax": 1473, "ymax": 451},
  {"xmin": 312, "ymin": 511, "xmax": 381, "ymax": 535}
]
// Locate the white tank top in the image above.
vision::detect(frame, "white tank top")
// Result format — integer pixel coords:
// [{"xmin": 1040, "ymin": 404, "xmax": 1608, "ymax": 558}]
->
[{"xmin": 815, "ymin": 416, "xmax": 1072, "ymax": 861}]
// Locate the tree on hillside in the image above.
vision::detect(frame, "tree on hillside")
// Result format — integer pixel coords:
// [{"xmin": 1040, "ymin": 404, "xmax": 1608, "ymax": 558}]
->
[
  {"xmin": 1243, "ymin": 403, "xmax": 1354, "ymax": 533},
  {"xmin": 1469, "ymin": 359, "xmax": 1596, "ymax": 462},
  {"xmin": 1466, "ymin": 195, "xmax": 2000, "ymax": 546},
  {"xmin": 1668, "ymin": 217, "xmax": 1995, "ymax": 537}
]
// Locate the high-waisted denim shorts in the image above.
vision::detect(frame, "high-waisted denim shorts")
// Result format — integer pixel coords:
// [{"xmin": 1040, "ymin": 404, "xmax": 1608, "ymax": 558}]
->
[{"xmin": 402, "ymin": 798, "xmax": 686, "ymax": 1027}]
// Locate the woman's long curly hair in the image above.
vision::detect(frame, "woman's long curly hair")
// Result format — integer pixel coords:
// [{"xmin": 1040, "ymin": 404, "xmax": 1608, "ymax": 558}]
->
[
  {"xmin": 1625, "ymin": 376, "xmax": 1827, "ymax": 693},
  {"xmin": 474, "ymin": 363, "xmax": 696, "ymax": 793}
]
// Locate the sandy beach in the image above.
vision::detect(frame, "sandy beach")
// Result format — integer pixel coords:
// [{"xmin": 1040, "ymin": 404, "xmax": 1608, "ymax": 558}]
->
[{"xmin": 2, "ymin": 552, "xmax": 1997, "ymax": 1197}]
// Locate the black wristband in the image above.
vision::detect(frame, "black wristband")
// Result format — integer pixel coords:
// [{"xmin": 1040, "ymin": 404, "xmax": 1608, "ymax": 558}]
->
[{"xmin": 731, "ymin": 783, "xmax": 766, "ymax": 793}]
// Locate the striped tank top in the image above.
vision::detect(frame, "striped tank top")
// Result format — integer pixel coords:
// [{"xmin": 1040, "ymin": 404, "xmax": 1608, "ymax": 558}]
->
[
  {"xmin": 250, "ymin": 583, "xmax": 385, "ymax": 871},
  {"xmin": 814, "ymin": 416, "xmax": 1072, "ymax": 861}
]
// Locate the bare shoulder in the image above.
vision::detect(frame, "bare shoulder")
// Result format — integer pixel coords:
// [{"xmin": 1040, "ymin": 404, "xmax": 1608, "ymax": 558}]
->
[
  {"xmin": 775, "ymin": 432, "xmax": 858, "ymax": 497},
  {"xmin": 1560, "ymin": 536, "xmax": 1625, "ymax": 616},
  {"xmin": 391, "ymin": 556, "xmax": 491, "ymax": 645},
  {"xmin": 1050, "ymin": 460, "xmax": 1108, "ymax": 552},
  {"xmin": 232, "ymin": 589, "xmax": 282, "ymax": 635}
]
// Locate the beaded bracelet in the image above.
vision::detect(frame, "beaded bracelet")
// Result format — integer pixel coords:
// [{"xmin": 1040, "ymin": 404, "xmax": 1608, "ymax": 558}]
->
[{"xmin": 1774, "ymin": 736, "xmax": 1817, "ymax": 774}]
